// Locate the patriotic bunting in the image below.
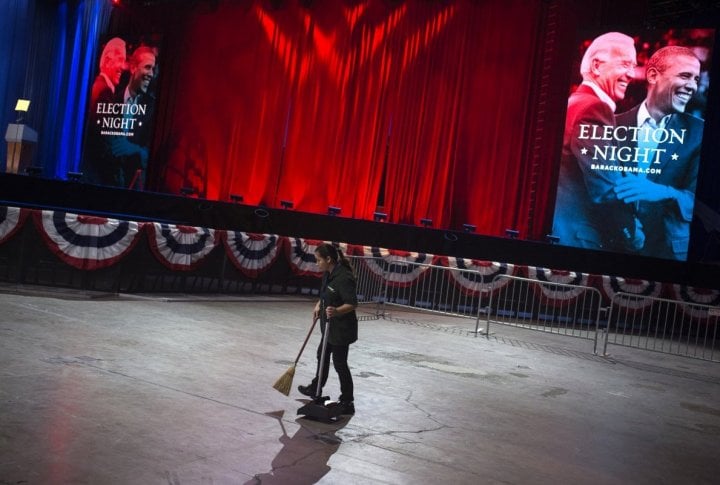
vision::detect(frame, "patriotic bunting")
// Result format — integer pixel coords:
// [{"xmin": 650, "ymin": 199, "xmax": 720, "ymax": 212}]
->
[
  {"xmin": 669, "ymin": 284, "xmax": 720, "ymax": 306},
  {"xmin": 147, "ymin": 223, "xmax": 217, "ymax": 270},
  {"xmin": 223, "ymin": 231, "xmax": 281, "ymax": 277},
  {"xmin": 441, "ymin": 257, "xmax": 516, "ymax": 296},
  {"xmin": 360, "ymin": 247, "xmax": 435, "ymax": 287},
  {"xmin": 600, "ymin": 275, "xmax": 661, "ymax": 311},
  {"xmin": 33, "ymin": 210, "xmax": 142, "ymax": 270},
  {"xmin": 669, "ymin": 284, "xmax": 720, "ymax": 319},
  {"xmin": 286, "ymin": 238, "xmax": 349, "ymax": 276},
  {"xmin": 526, "ymin": 267, "xmax": 591, "ymax": 305},
  {"xmin": 0, "ymin": 206, "xmax": 28, "ymax": 245},
  {"xmin": 286, "ymin": 238, "xmax": 323, "ymax": 276},
  {"xmin": 0, "ymin": 206, "xmax": 717, "ymax": 318}
]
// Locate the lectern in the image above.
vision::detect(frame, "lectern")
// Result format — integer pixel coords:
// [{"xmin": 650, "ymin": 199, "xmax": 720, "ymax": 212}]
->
[{"xmin": 5, "ymin": 124, "xmax": 38, "ymax": 174}]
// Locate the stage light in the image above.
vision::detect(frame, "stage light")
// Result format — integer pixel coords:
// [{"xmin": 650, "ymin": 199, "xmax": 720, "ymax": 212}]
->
[
  {"xmin": 280, "ymin": 199, "xmax": 294, "ymax": 210},
  {"xmin": 505, "ymin": 229, "xmax": 519, "ymax": 239},
  {"xmin": 67, "ymin": 171, "xmax": 83, "ymax": 182},
  {"xmin": 420, "ymin": 218, "xmax": 433, "ymax": 228},
  {"xmin": 327, "ymin": 206, "xmax": 341, "ymax": 216},
  {"xmin": 25, "ymin": 166, "xmax": 42, "ymax": 176},
  {"xmin": 462, "ymin": 223, "xmax": 476, "ymax": 233},
  {"xmin": 180, "ymin": 186, "xmax": 196, "ymax": 196},
  {"xmin": 373, "ymin": 212, "xmax": 388, "ymax": 222},
  {"xmin": 230, "ymin": 194, "xmax": 244, "ymax": 203},
  {"xmin": 546, "ymin": 234, "xmax": 560, "ymax": 245}
]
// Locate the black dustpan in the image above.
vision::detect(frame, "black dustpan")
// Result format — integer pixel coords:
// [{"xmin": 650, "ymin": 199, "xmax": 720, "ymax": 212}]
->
[{"xmin": 297, "ymin": 398, "xmax": 343, "ymax": 422}]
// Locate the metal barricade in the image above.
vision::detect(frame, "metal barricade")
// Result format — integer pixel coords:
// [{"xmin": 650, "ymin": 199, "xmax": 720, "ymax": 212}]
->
[
  {"xmin": 348, "ymin": 256, "xmax": 490, "ymax": 324},
  {"xmin": 348, "ymin": 258, "xmax": 720, "ymax": 363},
  {"xmin": 480, "ymin": 275, "xmax": 603, "ymax": 351},
  {"xmin": 348, "ymin": 256, "xmax": 386, "ymax": 320},
  {"xmin": 604, "ymin": 293, "xmax": 720, "ymax": 362}
]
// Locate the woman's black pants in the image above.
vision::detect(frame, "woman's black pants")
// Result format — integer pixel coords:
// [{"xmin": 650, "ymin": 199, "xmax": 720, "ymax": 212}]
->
[{"xmin": 311, "ymin": 341, "xmax": 354, "ymax": 403}]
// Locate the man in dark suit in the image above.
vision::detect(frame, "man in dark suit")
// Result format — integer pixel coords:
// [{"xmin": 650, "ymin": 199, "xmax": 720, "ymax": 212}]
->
[
  {"xmin": 112, "ymin": 46, "xmax": 157, "ymax": 188},
  {"xmin": 552, "ymin": 32, "xmax": 643, "ymax": 252},
  {"xmin": 614, "ymin": 46, "xmax": 704, "ymax": 260}
]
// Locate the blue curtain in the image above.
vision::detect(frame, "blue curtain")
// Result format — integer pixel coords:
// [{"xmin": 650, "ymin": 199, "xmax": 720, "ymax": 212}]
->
[
  {"xmin": 0, "ymin": 0, "xmax": 111, "ymax": 178},
  {"xmin": 0, "ymin": 0, "xmax": 34, "ymax": 148}
]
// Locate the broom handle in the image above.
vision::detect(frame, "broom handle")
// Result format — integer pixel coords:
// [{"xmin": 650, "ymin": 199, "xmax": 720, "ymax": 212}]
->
[{"xmin": 293, "ymin": 317, "xmax": 318, "ymax": 365}]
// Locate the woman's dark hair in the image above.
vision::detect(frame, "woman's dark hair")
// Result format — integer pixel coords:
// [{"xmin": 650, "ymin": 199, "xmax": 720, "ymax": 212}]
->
[{"xmin": 315, "ymin": 243, "xmax": 353, "ymax": 271}]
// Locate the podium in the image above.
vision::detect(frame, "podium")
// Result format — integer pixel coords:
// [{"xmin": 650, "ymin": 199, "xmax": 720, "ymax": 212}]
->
[{"xmin": 5, "ymin": 124, "xmax": 38, "ymax": 174}]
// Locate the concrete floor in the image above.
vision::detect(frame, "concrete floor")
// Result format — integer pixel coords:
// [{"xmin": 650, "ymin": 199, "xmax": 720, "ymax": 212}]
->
[{"xmin": 1, "ymin": 286, "xmax": 720, "ymax": 485}]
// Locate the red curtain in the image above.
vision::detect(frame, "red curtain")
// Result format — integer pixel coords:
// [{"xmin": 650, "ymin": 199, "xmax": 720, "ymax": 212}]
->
[{"xmin": 155, "ymin": 0, "xmax": 543, "ymax": 235}]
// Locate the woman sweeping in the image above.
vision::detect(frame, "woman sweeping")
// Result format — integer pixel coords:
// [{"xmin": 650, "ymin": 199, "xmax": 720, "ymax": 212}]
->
[{"xmin": 298, "ymin": 243, "xmax": 358, "ymax": 415}]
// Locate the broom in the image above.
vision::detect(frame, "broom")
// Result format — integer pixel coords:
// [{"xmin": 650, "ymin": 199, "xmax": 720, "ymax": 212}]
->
[{"xmin": 272, "ymin": 317, "xmax": 318, "ymax": 395}]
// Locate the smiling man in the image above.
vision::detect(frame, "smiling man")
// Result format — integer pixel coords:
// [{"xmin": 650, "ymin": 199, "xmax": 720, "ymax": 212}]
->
[
  {"xmin": 124, "ymin": 46, "xmax": 156, "ymax": 104},
  {"xmin": 614, "ymin": 46, "xmax": 704, "ymax": 260},
  {"xmin": 552, "ymin": 32, "xmax": 643, "ymax": 252},
  {"xmin": 93, "ymin": 37, "xmax": 126, "ymax": 102},
  {"xmin": 83, "ymin": 37, "xmax": 127, "ymax": 186},
  {"xmin": 107, "ymin": 46, "xmax": 158, "ymax": 189}
]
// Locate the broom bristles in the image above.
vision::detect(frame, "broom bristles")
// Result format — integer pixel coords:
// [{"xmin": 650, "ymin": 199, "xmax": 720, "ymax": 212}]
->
[{"xmin": 272, "ymin": 364, "xmax": 296, "ymax": 396}]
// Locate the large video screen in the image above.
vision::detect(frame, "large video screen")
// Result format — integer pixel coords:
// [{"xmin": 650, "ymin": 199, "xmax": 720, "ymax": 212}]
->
[
  {"xmin": 80, "ymin": 35, "xmax": 161, "ymax": 190},
  {"xmin": 551, "ymin": 28, "xmax": 714, "ymax": 261}
]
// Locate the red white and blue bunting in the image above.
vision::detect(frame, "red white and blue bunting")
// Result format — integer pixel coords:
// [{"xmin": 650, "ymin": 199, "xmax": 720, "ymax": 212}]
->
[
  {"xmin": 359, "ymin": 247, "xmax": 435, "ymax": 287},
  {"xmin": 601, "ymin": 275, "xmax": 661, "ymax": 311},
  {"xmin": 223, "ymin": 231, "xmax": 282, "ymax": 277},
  {"xmin": 440, "ymin": 257, "xmax": 516, "ymax": 296},
  {"xmin": 286, "ymin": 238, "xmax": 323, "ymax": 276},
  {"xmin": 147, "ymin": 223, "xmax": 217, "ymax": 271},
  {"xmin": 526, "ymin": 267, "xmax": 592, "ymax": 305},
  {"xmin": 286, "ymin": 238, "xmax": 350, "ymax": 276},
  {"xmin": 33, "ymin": 211, "xmax": 142, "ymax": 270},
  {"xmin": 668, "ymin": 284, "xmax": 720, "ymax": 306},
  {"xmin": 668, "ymin": 284, "xmax": 720, "ymax": 320},
  {"xmin": 0, "ymin": 206, "xmax": 28, "ymax": 245},
  {"xmin": 0, "ymin": 206, "xmax": 718, "ymax": 318}
]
